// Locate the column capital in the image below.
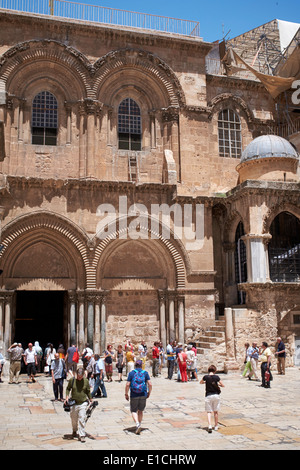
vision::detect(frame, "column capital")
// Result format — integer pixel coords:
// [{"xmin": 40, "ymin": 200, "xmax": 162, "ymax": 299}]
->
[{"xmin": 158, "ymin": 289, "xmax": 167, "ymax": 301}]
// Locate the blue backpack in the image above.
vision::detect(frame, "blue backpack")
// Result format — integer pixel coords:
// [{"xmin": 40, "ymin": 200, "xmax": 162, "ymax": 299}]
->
[{"xmin": 130, "ymin": 369, "xmax": 147, "ymax": 395}]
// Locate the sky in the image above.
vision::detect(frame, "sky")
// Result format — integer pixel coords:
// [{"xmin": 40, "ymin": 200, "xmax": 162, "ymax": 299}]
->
[{"xmin": 75, "ymin": 0, "xmax": 300, "ymax": 42}]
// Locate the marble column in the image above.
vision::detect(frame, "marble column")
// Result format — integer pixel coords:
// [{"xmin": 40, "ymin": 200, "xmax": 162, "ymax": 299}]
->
[
  {"xmin": 168, "ymin": 292, "xmax": 175, "ymax": 343},
  {"xmin": 77, "ymin": 292, "xmax": 85, "ymax": 352},
  {"xmin": 242, "ymin": 234, "xmax": 272, "ymax": 283},
  {"xmin": 158, "ymin": 291, "xmax": 167, "ymax": 348},
  {"xmin": 94, "ymin": 296, "xmax": 101, "ymax": 355},
  {"xmin": 100, "ymin": 295, "xmax": 107, "ymax": 354},
  {"xmin": 87, "ymin": 297, "xmax": 94, "ymax": 348},
  {"xmin": 178, "ymin": 297, "xmax": 185, "ymax": 344},
  {"xmin": 3, "ymin": 293, "xmax": 13, "ymax": 353},
  {"xmin": 68, "ymin": 291, "xmax": 77, "ymax": 346},
  {"xmin": 224, "ymin": 307, "xmax": 240, "ymax": 373}
]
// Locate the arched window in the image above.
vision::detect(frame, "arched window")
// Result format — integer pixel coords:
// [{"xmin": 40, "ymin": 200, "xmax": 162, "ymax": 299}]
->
[
  {"xmin": 269, "ymin": 212, "xmax": 300, "ymax": 282},
  {"xmin": 234, "ymin": 221, "xmax": 247, "ymax": 304},
  {"xmin": 32, "ymin": 91, "xmax": 58, "ymax": 145},
  {"xmin": 218, "ymin": 109, "xmax": 241, "ymax": 158},
  {"xmin": 118, "ymin": 98, "xmax": 141, "ymax": 151}
]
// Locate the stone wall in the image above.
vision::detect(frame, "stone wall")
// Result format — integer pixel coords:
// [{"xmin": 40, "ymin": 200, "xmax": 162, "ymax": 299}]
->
[{"xmin": 106, "ymin": 290, "xmax": 159, "ymax": 347}]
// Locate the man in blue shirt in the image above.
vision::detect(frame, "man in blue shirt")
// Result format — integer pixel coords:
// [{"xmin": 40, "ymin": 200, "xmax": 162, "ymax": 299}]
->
[
  {"xmin": 91, "ymin": 354, "xmax": 107, "ymax": 398},
  {"xmin": 275, "ymin": 337, "xmax": 286, "ymax": 375},
  {"xmin": 51, "ymin": 352, "xmax": 66, "ymax": 401},
  {"xmin": 166, "ymin": 341, "xmax": 176, "ymax": 379},
  {"xmin": 125, "ymin": 360, "xmax": 152, "ymax": 434}
]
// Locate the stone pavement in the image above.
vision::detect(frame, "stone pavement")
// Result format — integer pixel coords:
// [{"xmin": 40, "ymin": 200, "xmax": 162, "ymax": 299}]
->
[{"xmin": 0, "ymin": 366, "xmax": 300, "ymax": 451}]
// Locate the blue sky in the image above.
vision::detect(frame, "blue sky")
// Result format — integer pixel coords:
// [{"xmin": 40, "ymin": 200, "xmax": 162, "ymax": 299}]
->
[{"xmin": 76, "ymin": 0, "xmax": 299, "ymax": 42}]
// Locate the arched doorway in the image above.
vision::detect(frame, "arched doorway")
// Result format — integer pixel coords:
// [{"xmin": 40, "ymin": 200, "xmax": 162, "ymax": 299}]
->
[{"xmin": 0, "ymin": 213, "xmax": 87, "ymax": 351}]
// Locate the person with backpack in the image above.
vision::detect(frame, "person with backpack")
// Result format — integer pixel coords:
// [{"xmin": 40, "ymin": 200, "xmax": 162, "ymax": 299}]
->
[
  {"xmin": 125, "ymin": 359, "xmax": 152, "ymax": 434},
  {"xmin": 51, "ymin": 353, "xmax": 66, "ymax": 401}
]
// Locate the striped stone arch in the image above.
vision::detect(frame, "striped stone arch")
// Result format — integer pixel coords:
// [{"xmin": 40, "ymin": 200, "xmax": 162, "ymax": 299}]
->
[
  {"xmin": 0, "ymin": 211, "xmax": 90, "ymax": 288},
  {"xmin": 93, "ymin": 48, "xmax": 186, "ymax": 107},
  {"xmin": 207, "ymin": 93, "xmax": 255, "ymax": 123},
  {"xmin": 0, "ymin": 39, "xmax": 91, "ymax": 98},
  {"xmin": 91, "ymin": 215, "xmax": 187, "ymax": 290},
  {"xmin": 223, "ymin": 209, "xmax": 248, "ymax": 244},
  {"xmin": 262, "ymin": 202, "xmax": 300, "ymax": 234}
]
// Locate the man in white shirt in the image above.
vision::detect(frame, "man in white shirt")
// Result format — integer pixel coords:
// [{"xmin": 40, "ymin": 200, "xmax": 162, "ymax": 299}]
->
[
  {"xmin": 138, "ymin": 340, "xmax": 147, "ymax": 370},
  {"xmin": 23, "ymin": 343, "xmax": 37, "ymax": 383}
]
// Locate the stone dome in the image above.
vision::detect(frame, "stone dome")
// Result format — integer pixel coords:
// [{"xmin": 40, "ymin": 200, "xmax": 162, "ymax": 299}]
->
[{"xmin": 241, "ymin": 135, "xmax": 299, "ymax": 163}]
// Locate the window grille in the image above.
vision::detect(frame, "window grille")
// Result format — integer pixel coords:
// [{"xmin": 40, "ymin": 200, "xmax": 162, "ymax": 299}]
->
[
  {"xmin": 32, "ymin": 91, "xmax": 58, "ymax": 145},
  {"xmin": 218, "ymin": 109, "xmax": 242, "ymax": 158},
  {"xmin": 269, "ymin": 212, "xmax": 300, "ymax": 282},
  {"xmin": 234, "ymin": 221, "xmax": 247, "ymax": 304},
  {"xmin": 118, "ymin": 98, "xmax": 141, "ymax": 151}
]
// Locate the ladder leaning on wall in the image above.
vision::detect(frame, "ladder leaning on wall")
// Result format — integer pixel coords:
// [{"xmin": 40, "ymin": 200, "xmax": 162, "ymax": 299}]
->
[{"xmin": 128, "ymin": 153, "xmax": 138, "ymax": 182}]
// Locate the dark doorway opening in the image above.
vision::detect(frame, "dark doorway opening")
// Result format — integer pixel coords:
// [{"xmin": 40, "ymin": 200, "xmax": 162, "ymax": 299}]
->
[{"xmin": 14, "ymin": 291, "xmax": 66, "ymax": 351}]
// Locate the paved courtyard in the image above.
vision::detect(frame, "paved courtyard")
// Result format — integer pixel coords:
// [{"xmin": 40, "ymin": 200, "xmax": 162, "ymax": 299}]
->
[{"xmin": 0, "ymin": 365, "xmax": 300, "ymax": 452}]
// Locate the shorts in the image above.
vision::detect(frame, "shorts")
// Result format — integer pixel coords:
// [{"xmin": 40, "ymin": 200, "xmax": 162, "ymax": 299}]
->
[
  {"xmin": 27, "ymin": 363, "xmax": 36, "ymax": 376},
  {"xmin": 130, "ymin": 396, "xmax": 147, "ymax": 413},
  {"xmin": 205, "ymin": 394, "xmax": 220, "ymax": 412}
]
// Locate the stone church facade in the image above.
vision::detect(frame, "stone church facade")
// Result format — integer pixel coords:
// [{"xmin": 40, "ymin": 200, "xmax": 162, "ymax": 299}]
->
[{"xmin": 0, "ymin": 8, "xmax": 299, "ymax": 371}]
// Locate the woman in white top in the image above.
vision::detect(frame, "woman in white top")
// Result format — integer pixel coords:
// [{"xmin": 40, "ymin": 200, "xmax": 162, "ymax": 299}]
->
[{"xmin": 46, "ymin": 344, "xmax": 56, "ymax": 375}]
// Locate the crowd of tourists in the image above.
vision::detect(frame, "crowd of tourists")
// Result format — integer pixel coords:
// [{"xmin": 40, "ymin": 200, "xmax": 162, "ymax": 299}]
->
[
  {"xmin": 241, "ymin": 337, "xmax": 286, "ymax": 388},
  {"xmin": 0, "ymin": 336, "xmax": 287, "ymax": 441}
]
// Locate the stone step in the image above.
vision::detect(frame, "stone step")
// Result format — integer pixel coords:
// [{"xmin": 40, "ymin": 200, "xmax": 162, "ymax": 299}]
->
[
  {"xmin": 196, "ymin": 319, "xmax": 226, "ymax": 353},
  {"xmin": 202, "ymin": 330, "xmax": 224, "ymax": 338}
]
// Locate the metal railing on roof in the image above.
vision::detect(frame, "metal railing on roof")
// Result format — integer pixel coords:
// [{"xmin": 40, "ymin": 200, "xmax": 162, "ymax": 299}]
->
[{"xmin": 0, "ymin": 0, "xmax": 201, "ymax": 37}]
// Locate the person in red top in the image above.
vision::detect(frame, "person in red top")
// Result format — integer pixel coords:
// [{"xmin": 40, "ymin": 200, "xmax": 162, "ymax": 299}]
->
[
  {"xmin": 178, "ymin": 347, "xmax": 188, "ymax": 382},
  {"xmin": 152, "ymin": 342, "xmax": 160, "ymax": 377}
]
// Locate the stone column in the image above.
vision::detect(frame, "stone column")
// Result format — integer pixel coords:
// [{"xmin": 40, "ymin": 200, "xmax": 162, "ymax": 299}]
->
[
  {"xmin": 0, "ymin": 294, "xmax": 4, "ymax": 350},
  {"xmin": 107, "ymin": 108, "xmax": 113, "ymax": 147},
  {"xmin": 242, "ymin": 234, "xmax": 272, "ymax": 283},
  {"xmin": 78, "ymin": 103, "xmax": 86, "ymax": 178},
  {"xmin": 100, "ymin": 294, "xmax": 107, "ymax": 354},
  {"xmin": 3, "ymin": 98, "xmax": 12, "ymax": 160},
  {"xmin": 94, "ymin": 295, "xmax": 101, "ymax": 355},
  {"xmin": 86, "ymin": 100, "xmax": 96, "ymax": 178},
  {"xmin": 68, "ymin": 291, "xmax": 77, "ymax": 346},
  {"xmin": 158, "ymin": 291, "xmax": 167, "ymax": 348},
  {"xmin": 87, "ymin": 295, "xmax": 94, "ymax": 348},
  {"xmin": 162, "ymin": 107, "xmax": 180, "ymax": 182},
  {"xmin": 178, "ymin": 296, "xmax": 185, "ymax": 344},
  {"xmin": 18, "ymin": 100, "xmax": 24, "ymax": 142},
  {"xmin": 77, "ymin": 292, "xmax": 85, "ymax": 352},
  {"xmin": 3, "ymin": 293, "xmax": 13, "ymax": 354},
  {"xmin": 149, "ymin": 111, "xmax": 156, "ymax": 149},
  {"xmin": 65, "ymin": 104, "xmax": 72, "ymax": 145},
  {"xmin": 224, "ymin": 307, "xmax": 239, "ymax": 373},
  {"xmin": 168, "ymin": 292, "xmax": 175, "ymax": 343}
]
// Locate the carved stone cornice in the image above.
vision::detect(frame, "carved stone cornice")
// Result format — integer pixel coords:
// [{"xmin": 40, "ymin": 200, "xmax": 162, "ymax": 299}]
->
[
  {"xmin": 162, "ymin": 106, "xmax": 180, "ymax": 123},
  {"xmin": 238, "ymin": 281, "xmax": 300, "ymax": 292},
  {"xmin": 5, "ymin": 175, "xmax": 178, "ymax": 195},
  {"xmin": 77, "ymin": 99, "xmax": 103, "ymax": 115}
]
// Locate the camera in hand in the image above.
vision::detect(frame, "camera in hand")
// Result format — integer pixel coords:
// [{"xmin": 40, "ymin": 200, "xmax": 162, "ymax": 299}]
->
[{"xmin": 63, "ymin": 398, "xmax": 76, "ymax": 412}]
